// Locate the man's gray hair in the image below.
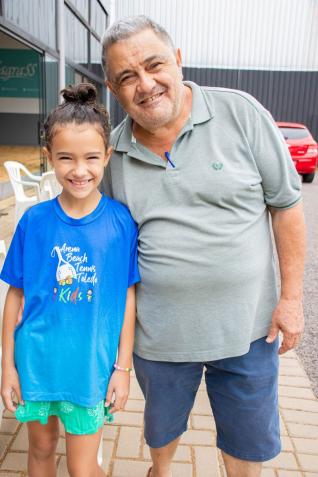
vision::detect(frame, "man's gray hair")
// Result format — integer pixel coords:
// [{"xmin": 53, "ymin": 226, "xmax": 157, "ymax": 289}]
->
[{"xmin": 101, "ymin": 15, "xmax": 175, "ymax": 78}]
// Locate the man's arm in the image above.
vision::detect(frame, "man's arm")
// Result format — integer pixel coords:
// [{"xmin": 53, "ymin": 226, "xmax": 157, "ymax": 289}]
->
[{"xmin": 267, "ymin": 201, "xmax": 306, "ymax": 353}]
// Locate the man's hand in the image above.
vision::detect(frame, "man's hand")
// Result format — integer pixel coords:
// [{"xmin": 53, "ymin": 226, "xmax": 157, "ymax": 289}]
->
[
  {"xmin": 266, "ymin": 298, "xmax": 304, "ymax": 354},
  {"xmin": 1, "ymin": 366, "xmax": 24, "ymax": 413},
  {"xmin": 105, "ymin": 371, "xmax": 130, "ymax": 414}
]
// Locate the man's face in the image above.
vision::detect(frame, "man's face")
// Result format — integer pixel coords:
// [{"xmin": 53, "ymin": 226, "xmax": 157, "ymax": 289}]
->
[{"xmin": 105, "ymin": 29, "xmax": 184, "ymax": 132}]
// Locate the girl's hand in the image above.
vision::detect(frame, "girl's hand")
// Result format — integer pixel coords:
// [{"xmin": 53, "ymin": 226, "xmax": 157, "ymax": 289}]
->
[
  {"xmin": 105, "ymin": 370, "xmax": 130, "ymax": 414},
  {"xmin": 1, "ymin": 366, "xmax": 24, "ymax": 413}
]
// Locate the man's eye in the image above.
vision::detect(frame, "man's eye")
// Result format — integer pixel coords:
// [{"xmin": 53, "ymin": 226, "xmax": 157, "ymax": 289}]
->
[
  {"xmin": 149, "ymin": 62, "xmax": 162, "ymax": 71},
  {"xmin": 87, "ymin": 156, "xmax": 99, "ymax": 160},
  {"xmin": 59, "ymin": 156, "xmax": 72, "ymax": 161},
  {"xmin": 120, "ymin": 75, "xmax": 135, "ymax": 85}
]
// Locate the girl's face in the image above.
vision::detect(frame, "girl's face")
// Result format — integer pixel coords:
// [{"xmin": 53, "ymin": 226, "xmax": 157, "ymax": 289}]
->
[{"xmin": 45, "ymin": 123, "xmax": 112, "ymax": 202}]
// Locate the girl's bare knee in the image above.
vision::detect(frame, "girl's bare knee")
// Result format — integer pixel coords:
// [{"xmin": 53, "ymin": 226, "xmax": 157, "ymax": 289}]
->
[
  {"xmin": 28, "ymin": 421, "xmax": 59, "ymax": 461},
  {"xmin": 29, "ymin": 435, "xmax": 58, "ymax": 461}
]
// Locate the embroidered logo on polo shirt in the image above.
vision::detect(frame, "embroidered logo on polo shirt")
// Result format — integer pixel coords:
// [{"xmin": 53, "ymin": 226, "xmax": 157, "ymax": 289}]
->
[{"xmin": 211, "ymin": 162, "xmax": 223, "ymax": 170}]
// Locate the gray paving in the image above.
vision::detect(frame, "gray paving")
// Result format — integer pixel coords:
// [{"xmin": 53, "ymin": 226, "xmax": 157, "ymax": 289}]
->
[{"xmin": 296, "ymin": 175, "xmax": 318, "ymax": 397}]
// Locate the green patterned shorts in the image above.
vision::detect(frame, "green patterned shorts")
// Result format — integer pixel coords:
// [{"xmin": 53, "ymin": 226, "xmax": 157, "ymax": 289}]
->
[{"xmin": 15, "ymin": 400, "xmax": 114, "ymax": 435}]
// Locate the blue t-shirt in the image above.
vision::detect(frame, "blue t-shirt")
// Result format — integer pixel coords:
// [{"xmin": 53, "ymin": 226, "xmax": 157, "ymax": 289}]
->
[{"xmin": 0, "ymin": 195, "xmax": 140, "ymax": 407}]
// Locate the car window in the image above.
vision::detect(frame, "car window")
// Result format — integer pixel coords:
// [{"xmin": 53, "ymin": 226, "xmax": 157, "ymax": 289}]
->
[{"xmin": 278, "ymin": 127, "xmax": 310, "ymax": 140}]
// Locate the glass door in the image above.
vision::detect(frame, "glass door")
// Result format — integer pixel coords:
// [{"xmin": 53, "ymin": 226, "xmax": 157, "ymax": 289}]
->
[{"xmin": 0, "ymin": 30, "xmax": 44, "ymax": 196}]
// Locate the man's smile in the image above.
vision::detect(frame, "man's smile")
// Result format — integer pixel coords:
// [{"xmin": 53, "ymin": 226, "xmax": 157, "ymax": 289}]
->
[{"xmin": 138, "ymin": 91, "xmax": 165, "ymax": 106}]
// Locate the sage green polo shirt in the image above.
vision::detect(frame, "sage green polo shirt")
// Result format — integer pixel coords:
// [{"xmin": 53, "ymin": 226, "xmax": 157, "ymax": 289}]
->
[{"xmin": 103, "ymin": 81, "xmax": 301, "ymax": 361}]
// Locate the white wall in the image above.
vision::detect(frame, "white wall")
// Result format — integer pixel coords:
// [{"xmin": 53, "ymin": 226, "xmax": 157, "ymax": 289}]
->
[
  {"xmin": 0, "ymin": 98, "xmax": 39, "ymax": 114},
  {"xmin": 114, "ymin": 0, "xmax": 318, "ymax": 71}
]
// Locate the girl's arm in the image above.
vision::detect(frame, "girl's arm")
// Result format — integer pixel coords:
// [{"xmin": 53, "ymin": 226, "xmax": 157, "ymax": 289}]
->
[
  {"xmin": 106, "ymin": 285, "xmax": 136, "ymax": 413},
  {"xmin": 1, "ymin": 286, "xmax": 24, "ymax": 412},
  {"xmin": 116, "ymin": 285, "xmax": 136, "ymax": 370}
]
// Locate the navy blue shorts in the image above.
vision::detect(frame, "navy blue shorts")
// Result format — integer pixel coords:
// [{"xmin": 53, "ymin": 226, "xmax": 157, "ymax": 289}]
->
[{"xmin": 134, "ymin": 337, "xmax": 281, "ymax": 462}]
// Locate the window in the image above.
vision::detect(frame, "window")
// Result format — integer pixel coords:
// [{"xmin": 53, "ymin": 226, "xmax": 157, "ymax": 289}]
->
[
  {"xmin": 3, "ymin": 0, "xmax": 56, "ymax": 49},
  {"xmin": 91, "ymin": 0, "xmax": 107, "ymax": 37},
  {"xmin": 65, "ymin": 6, "xmax": 88, "ymax": 66},
  {"xmin": 90, "ymin": 34, "xmax": 103, "ymax": 76},
  {"xmin": 278, "ymin": 127, "xmax": 310, "ymax": 140},
  {"xmin": 45, "ymin": 54, "xmax": 58, "ymax": 113},
  {"xmin": 69, "ymin": 0, "xmax": 88, "ymax": 21}
]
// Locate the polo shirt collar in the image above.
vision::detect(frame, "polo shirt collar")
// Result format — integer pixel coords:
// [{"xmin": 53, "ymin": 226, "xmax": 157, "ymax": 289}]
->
[
  {"xmin": 113, "ymin": 81, "xmax": 214, "ymax": 155},
  {"xmin": 186, "ymin": 81, "xmax": 214, "ymax": 126},
  {"xmin": 113, "ymin": 115, "xmax": 134, "ymax": 153}
]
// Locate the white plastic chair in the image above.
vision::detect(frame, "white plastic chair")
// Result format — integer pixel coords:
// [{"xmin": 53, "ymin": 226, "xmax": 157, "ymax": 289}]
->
[
  {"xmin": 39, "ymin": 171, "xmax": 62, "ymax": 201},
  {"xmin": 4, "ymin": 161, "xmax": 40, "ymax": 226}
]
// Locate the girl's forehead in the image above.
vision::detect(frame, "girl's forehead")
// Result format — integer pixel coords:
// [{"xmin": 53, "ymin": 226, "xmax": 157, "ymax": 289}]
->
[
  {"xmin": 51, "ymin": 122, "xmax": 105, "ymax": 145},
  {"xmin": 49, "ymin": 123, "xmax": 107, "ymax": 151},
  {"xmin": 53, "ymin": 122, "xmax": 100, "ymax": 135}
]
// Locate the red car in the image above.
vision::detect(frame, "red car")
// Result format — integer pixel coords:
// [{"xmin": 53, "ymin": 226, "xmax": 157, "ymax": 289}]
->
[{"xmin": 276, "ymin": 122, "xmax": 318, "ymax": 183}]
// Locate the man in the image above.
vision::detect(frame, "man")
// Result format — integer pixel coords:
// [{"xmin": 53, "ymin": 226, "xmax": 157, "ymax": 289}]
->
[{"xmin": 101, "ymin": 15, "xmax": 305, "ymax": 477}]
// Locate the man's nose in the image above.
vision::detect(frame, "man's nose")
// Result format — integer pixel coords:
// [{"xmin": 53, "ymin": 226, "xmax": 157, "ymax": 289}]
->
[{"xmin": 136, "ymin": 72, "xmax": 156, "ymax": 92}]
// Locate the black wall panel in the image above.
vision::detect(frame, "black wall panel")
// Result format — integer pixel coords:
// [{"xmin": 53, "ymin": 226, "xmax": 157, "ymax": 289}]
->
[{"xmin": 0, "ymin": 113, "xmax": 39, "ymax": 145}]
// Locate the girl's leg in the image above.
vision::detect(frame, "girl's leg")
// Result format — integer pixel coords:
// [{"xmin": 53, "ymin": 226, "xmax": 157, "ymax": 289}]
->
[
  {"xmin": 27, "ymin": 416, "xmax": 60, "ymax": 477},
  {"xmin": 66, "ymin": 427, "xmax": 106, "ymax": 477}
]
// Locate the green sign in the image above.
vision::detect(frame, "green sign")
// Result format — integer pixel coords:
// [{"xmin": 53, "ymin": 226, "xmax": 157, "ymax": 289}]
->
[{"xmin": 0, "ymin": 49, "xmax": 40, "ymax": 98}]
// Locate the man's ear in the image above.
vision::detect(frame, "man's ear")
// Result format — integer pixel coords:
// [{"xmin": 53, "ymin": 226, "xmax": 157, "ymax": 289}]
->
[
  {"xmin": 106, "ymin": 79, "xmax": 117, "ymax": 97},
  {"xmin": 176, "ymin": 48, "xmax": 182, "ymax": 67}
]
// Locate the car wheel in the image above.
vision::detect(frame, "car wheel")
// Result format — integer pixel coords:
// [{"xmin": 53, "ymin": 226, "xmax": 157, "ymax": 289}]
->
[{"xmin": 302, "ymin": 172, "xmax": 315, "ymax": 183}]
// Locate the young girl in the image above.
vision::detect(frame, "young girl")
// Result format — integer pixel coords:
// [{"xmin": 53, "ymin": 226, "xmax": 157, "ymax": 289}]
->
[{"xmin": 0, "ymin": 83, "xmax": 140, "ymax": 477}]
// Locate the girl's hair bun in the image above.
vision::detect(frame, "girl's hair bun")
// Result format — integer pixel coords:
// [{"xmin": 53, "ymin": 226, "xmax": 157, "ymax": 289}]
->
[
  {"xmin": 44, "ymin": 81, "xmax": 111, "ymax": 150},
  {"xmin": 61, "ymin": 83, "xmax": 97, "ymax": 104}
]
